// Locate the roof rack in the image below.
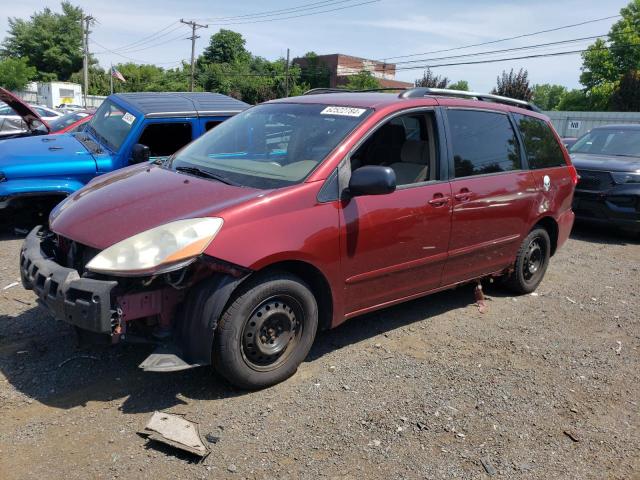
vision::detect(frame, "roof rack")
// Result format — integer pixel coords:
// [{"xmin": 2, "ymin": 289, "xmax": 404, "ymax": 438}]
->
[
  {"xmin": 399, "ymin": 87, "xmax": 541, "ymax": 112},
  {"xmin": 302, "ymin": 87, "xmax": 408, "ymax": 95}
]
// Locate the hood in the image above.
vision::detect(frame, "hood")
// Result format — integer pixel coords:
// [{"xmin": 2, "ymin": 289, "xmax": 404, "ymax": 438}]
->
[
  {"xmin": 0, "ymin": 134, "xmax": 94, "ymax": 178},
  {"xmin": 50, "ymin": 163, "xmax": 266, "ymax": 250},
  {"xmin": 570, "ymin": 152, "xmax": 640, "ymax": 173},
  {"xmin": 0, "ymin": 87, "xmax": 50, "ymax": 133}
]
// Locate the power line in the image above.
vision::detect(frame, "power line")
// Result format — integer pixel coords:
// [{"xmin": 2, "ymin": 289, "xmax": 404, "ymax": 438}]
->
[
  {"xmin": 91, "ymin": 39, "xmax": 184, "ymax": 65},
  {"xmin": 197, "ymin": 0, "xmax": 362, "ymax": 21},
  {"xmin": 103, "ymin": 21, "xmax": 181, "ymax": 53},
  {"xmin": 383, "ymin": 14, "xmax": 622, "ymax": 61},
  {"xmin": 180, "ymin": 19, "xmax": 209, "ymax": 92},
  {"xmin": 206, "ymin": 0, "xmax": 381, "ymax": 26}
]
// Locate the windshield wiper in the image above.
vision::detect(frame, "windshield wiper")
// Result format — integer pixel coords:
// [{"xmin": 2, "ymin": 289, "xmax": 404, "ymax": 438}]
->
[{"xmin": 175, "ymin": 166, "xmax": 238, "ymax": 186}]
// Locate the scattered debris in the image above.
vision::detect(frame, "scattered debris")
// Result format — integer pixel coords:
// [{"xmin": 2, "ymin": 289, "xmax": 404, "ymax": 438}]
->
[
  {"xmin": 342, "ymin": 384, "xmax": 350, "ymax": 391},
  {"xmin": 204, "ymin": 433, "xmax": 220, "ymax": 444},
  {"xmin": 368, "ymin": 439, "xmax": 381, "ymax": 447},
  {"xmin": 2, "ymin": 282, "xmax": 19, "ymax": 291},
  {"xmin": 12, "ymin": 297, "xmax": 31, "ymax": 306},
  {"xmin": 475, "ymin": 283, "xmax": 488, "ymax": 314},
  {"xmin": 481, "ymin": 457, "xmax": 497, "ymax": 476},
  {"xmin": 227, "ymin": 464, "xmax": 237, "ymax": 473},
  {"xmin": 328, "ymin": 365, "xmax": 336, "ymax": 373},
  {"xmin": 563, "ymin": 430, "xmax": 580, "ymax": 442},
  {"xmin": 615, "ymin": 341, "xmax": 622, "ymax": 355},
  {"xmin": 570, "ymin": 407, "xmax": 579, "ymax": 414},
  {"xmin": 57, "ymin": 355, "xmax": 98, "ymax": 368},
  {"xmin": 139, "ymin": 411, "xmax": 209, "ymax": 458},
  {"xmin": 530, "ymin": 292, "xmax": 539, "ymax": 297},
  {"xmin": 13, "ymin": 227, "xmax": 28, "ymax": 236},
  {"xmin": 565, "ymin": 296, "xmax": 577, "ymax": 304}
]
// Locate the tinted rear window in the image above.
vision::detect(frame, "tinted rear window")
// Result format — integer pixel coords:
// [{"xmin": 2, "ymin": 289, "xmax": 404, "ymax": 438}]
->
[
  {"xmin": 448, "ymin": 109, "xmax": 521, "ymax": 178},
  {"xmin": 514, "ymin": 114, "xmax": 566, "ymax": 169}
]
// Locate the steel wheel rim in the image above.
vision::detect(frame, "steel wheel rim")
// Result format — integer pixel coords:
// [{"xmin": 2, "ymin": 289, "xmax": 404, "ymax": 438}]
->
[
  {"xmin": 240, "ymin": 294, "xmax": 304, "ymax": 372},
  {"xmin": 523, "ymin": 237, "xmax": 545, "ymax": 282}
]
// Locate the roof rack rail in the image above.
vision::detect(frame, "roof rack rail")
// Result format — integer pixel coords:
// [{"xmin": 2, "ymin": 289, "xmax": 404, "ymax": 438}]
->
[
  {"xmin": 399, "ymin": 87, "xmax": 541, "ymax": 112},
  {"xmin": 302, "ymin": 87, "xmax": 408, "ymax": 95}
]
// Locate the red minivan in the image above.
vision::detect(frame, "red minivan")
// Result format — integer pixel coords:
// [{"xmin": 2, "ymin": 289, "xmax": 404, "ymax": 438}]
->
[{"xmin": 20, "ymin": 88, "xmax": 577, "ymax": 389}]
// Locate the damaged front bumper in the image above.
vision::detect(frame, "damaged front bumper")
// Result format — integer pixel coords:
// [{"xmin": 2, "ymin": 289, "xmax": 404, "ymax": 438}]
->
[
  {"xmin": 20, "ymin": 226, "xmax": 118, "ymax": 334},
  {"xmin": 20, "ymin": 226, "xmax": 251, "ymax": 371}
]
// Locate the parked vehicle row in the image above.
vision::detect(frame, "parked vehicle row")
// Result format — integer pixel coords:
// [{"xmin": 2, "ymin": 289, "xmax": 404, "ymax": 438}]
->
[{"xmin": 19, "ymin": 87, "xmax": 577, "ymax": 389}]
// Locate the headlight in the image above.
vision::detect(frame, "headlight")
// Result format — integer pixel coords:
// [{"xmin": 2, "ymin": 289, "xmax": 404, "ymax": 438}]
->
[
  {"xmin": 611, "ymin": 171, "xmax": 640, "ymax": 184},
  {"xmin": 86, "ymin": 217, "xmax": 223, "ymax": 276}
]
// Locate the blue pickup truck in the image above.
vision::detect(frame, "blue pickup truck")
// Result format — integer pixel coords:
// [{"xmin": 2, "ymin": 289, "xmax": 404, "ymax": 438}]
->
[{"xmin": 0, "ymin": 90, "xmax": 249, "ymax": 223}]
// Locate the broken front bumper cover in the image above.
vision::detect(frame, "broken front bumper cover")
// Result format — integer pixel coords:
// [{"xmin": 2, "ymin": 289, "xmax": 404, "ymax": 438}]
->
[{"xmin": 20, "ymin": 226, "xmax": 118, "ymax": 334}]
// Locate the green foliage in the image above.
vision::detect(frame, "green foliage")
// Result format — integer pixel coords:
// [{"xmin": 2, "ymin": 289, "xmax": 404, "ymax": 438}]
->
[
  {"xmin": 298, "ymin": 52, "xmax": 330, "ymax": 89},
  {"xmin": 201, "ymin": 29, "xmax": 250, "ymax": 65},
  {"xmin": 342, "ymin": 71, "xmax": 380, "ymax": 90},
  {"xmin": 578, "ymin": 1, "xmax": 640, "ymax": 110},
  {"xmin": 611, "ymin": 70, "xmax": 640, "ymax": 111},
  {"xmin": 448, "ymin": 80, "xmax": 469, "ymax": 91},
  {"xmin": 0, "ymin": 57, "xmax": 36, "ymax": 90},
  {"xmin": 492, "ymin": 68, "xmax": 532, "ymax": 101},
  {"xmin": 531, "ymin": 84, "xmax": 567, "ymax": 110},
  {"xmin": 415, "ymin": 69, "xmax": 449, "ymax": 88},
  {"xmin": 1, "ymin": 2, "xmax": 83, "ymax": 81}
]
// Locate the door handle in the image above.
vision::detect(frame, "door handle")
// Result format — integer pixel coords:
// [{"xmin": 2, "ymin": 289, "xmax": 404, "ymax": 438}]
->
[
  {"xmin": 454, "ymin": 189, "xmax": 472, "ymax": 202},
  {"xmin": 428, "ymin": 194, "xmax": 450, "ymax": 207}
]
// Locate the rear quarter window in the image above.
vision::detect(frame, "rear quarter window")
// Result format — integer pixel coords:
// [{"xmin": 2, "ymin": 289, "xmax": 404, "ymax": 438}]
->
[{"xmin": 514, "ymin": 114, "xmax": 566, "ymax": 169}]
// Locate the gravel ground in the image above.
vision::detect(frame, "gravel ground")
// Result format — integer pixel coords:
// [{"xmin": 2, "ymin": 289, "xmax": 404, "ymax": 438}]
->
[{"xmin": 0, "ymin": 224, "xmax": 638, "ymax": 480}]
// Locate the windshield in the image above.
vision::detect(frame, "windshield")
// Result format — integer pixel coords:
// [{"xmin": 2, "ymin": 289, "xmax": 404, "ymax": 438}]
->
[
  {"xmin": 45, "ymin": 111, "xmax": 91, "ymax": 132},
  {"xmin": 170, "ymin": 103, "xmax": 372, "ymax": 189},
  {"xmin": 570, "ymin": 128, "xmax": 640, "ymax": 156},
  {"xmin": 87, "ymin": 99, "xmax": 136, "ymax": 151}
]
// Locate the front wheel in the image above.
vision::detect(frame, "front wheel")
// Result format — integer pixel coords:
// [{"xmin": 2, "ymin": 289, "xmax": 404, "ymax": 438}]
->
[
  {"xmin": 213, "ymin": 272, "xmax": 318, "ymax": 389},
  {"xmin": 504, "ymin": 227, "xmax": 551, "ymax": 294}
]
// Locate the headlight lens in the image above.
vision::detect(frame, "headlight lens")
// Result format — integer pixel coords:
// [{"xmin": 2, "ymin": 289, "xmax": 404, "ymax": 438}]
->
[
  {"xmin": 611, "ymin": 171, "xmax": 640, "ymax": 184},
  {"xmin": 86, "ymin": 217, "xmax": 223, "ymax": 276}
]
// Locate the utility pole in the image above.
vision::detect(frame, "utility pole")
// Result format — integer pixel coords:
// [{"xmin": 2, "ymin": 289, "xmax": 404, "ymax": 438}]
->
[
  {"xmin": 82, "ymin": 14, "xmax": 93, "ymax": 108},
  {"xmin": 180, "ymin": 19, "xmax": 208, "ymax": 92},
  {"xmin": 285, "ymin": 48, "xmax": 290, "ymax": 97}
]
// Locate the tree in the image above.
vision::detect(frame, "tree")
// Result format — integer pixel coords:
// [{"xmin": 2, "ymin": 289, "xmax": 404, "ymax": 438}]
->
[
  {"xmin": 298, "ymin": 51, "xmax": 330, "ymax": 90},
  {"xmin": 531, "ymin": 84, "xmax": 567, "ymax": 110},
  {"xmin": 492, "ymin": 68, "xmax": 532, "ymax": 101},
  {"xmin": 1, "ymin": 2, "xmax": 83, "ymax": 81},
  {"xmin": 0, "ymin": 57, "xmax": 36, "ymax": 90},
  {"xmin": 200, "ymin": 29, "xmax": 250, "ymax": 65},
  {"xmin": 611, "ymin": 70, "xmax": 640, "ymax": 111},
  {"xmin": 415, "ymin": 69, "xmax": 449, "ymax": 88},
  {"xmin": 448, "ymin": 80, "xmax": 469, "ymax": 91},
  {"xmin": 342, "ymin": 71, "xmax": 380, "ymax": 90}
]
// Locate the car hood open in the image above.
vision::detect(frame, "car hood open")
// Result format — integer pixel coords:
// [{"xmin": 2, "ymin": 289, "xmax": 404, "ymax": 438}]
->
[
  {"xmin": 570, "ymin": 152, "xmax": 640, "ymax": 173},
  {"xmin": 50, "ymin": 163, "xmax": 265, "ymax": 250},
  {"xmin": 0, "ymin": 87, "xmax": 50, "ymax": 134}
]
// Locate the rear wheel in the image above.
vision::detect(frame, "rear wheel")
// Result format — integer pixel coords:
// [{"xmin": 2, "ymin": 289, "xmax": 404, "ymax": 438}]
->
[
  {"xmin": 213, "ymin": 272, "xmax": 318, "ymax": 389},
  {"xmin": 504, "ymin": 227, "xmax": 551, "ymax": 294}
]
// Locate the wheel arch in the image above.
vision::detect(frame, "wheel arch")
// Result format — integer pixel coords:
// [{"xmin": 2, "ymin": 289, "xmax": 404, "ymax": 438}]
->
[
  {"xmin": 532, "ymin": 215, "xmax": 559, "ymax": 256},
  {"xmin": 253, "ymin": 260, "xmax": 334, "ymax": 332}
]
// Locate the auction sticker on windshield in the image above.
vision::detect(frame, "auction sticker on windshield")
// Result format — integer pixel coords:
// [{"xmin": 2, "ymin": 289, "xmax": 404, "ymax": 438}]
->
[
  {"xmin": 122, "ymin": 112, "xmax": 136, "ymax": 125},
  {"xmin": 321, "ymin": 106, "xmax": 367, "ymax": 117}
]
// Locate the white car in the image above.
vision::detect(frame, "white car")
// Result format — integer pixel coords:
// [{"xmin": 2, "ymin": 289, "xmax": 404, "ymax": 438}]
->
[{"xmin": 0, "ymin": 102, "xmax": 62, "ymax": 136}]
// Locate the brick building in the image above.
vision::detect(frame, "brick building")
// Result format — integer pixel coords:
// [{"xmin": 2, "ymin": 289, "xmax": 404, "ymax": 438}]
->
[{"xmin": 293, "ymin": 53, "xmax": 413, "ymax": 89}]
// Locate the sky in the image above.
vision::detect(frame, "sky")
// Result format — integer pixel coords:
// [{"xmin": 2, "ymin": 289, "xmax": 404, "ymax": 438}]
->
[{"xmin": 0, "ymin": 0, "xmax": 631, "ymax": 92}]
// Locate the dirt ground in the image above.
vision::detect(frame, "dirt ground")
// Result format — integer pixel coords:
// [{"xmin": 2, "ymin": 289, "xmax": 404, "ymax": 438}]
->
[{"xmin": 0, "ymin": 224, "xmax": 638, "ymax": 480}]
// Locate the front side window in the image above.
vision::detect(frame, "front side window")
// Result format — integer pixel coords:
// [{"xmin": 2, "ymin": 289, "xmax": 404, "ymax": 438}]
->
[
  {"xmin": 514, "ymin": 114, "xmax": 566, "ymax": 169},
  {"xmin": 350, "ymin": 111, "xmax": 439, "ymax": 186},
  {"xmin": 570, "ymin": 128, "xmax": 640, "ymax": 157},
  {"xmin": 138, "ymin": 122, "xmax": 193, "ymax": 157},
  {"xmin": 171, "ymin": 103, "xmax": 371, "ymax": 189},
  {"xmin": 87, "ymin": 99, "xmax": 136, "ymax": 151},
  {"xmin": 448, "ymin": 109, "xmax": 521, "ymax": 178}
]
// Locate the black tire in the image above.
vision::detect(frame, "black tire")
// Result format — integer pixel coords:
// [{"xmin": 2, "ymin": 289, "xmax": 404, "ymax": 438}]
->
[
  {"xmin": 504, "ymin": 227, "xmax": 551, "ymax": 294},
  {"xmin": 213, "ymin": 272, "xmax": 318, "ymax": 390}
]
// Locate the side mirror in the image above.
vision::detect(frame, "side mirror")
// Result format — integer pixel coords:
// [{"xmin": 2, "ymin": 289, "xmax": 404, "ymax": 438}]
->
[
  {"xmin": 348, "ymin": 165, "xmax": 396, "ymax": 196},
  {"xmin": 131, "ymin": 143, "xmax": 150, "ymax": 164}
]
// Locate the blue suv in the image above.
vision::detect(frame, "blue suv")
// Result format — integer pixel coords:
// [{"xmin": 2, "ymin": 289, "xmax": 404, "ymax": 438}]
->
[{"xmin": 0, "ymin": 91, "xmax": 249, "ymax": 222}]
